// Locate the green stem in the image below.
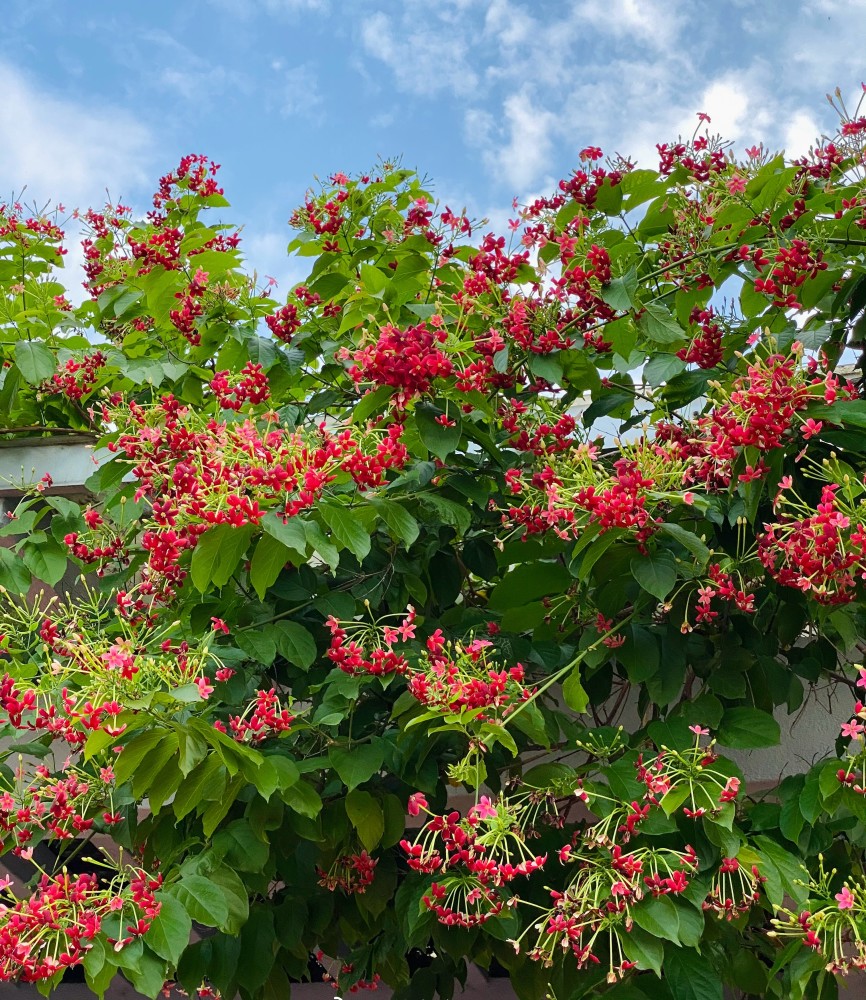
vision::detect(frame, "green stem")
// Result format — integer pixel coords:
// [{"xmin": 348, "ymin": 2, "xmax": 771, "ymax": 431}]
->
[{"xmin": 506, "ymin": 611, "xmax": 635, "ymax": 724}]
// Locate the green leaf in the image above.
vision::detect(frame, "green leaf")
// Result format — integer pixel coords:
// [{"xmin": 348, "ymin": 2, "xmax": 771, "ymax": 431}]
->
[
  {"xmin": 213, "ymin": 819, "xmax": 270, "ymax": 873},
  {"xmin": 660, "ymin": 523, "xmax": 711, "ymax": 567},
  {"xmin": 271, "ymin": 620, "xmax": 317, "ymax": 668},
  {"xmin": 561, "ymin": 667, "xmax": 589, "ymax": 713},
  {"xmin": 147, "ymin": 894, "xmax": 192, "ymax": 966},
  {"xmin": 360, "ymin": 262, "xmax": 388, "ymax": 297},
  {"xmin": 350, "ymin": 385, "xmax": 393, "ymax": 423},
  {"xmin": 249, "ymin": 535, "xmax": 291, "ymax": 600},
  {"xmin": 419, "ymin": 494, "xmax": 472, "ymax": 536},
  {"xmin": 0, "ymin": 546, "xmax": 32, "ymax": 594},
  {"xmin": 330, "ymin": 741, "xmax": 386, "ymax": 790},
  {"xmin": 114, "ymin": 730, "xmax": 174, "ymax": 785},
  {"xmin": 345, "ymin": 789, "xmax": 385, "ymax": 851},
  {"xmin": 169, "ymin": 876, "xmax": 229, "ymax": 929},
  {"xmin": 664, "ymin": 943, "xmax": 721, "ymax": 1000},
  {"xmin": 260, "ymin": 511, "xmax": 307, "ymax": 558},
  {"xmin": 643, "ymin": 353, "xmax": 685, "ymax": 386},
  {"xmin": 632, "ymin": 895, "xmax": 680, "ymax": 944},
  {"xmin": 173, "ymin": 756, "xmax": 226, "ymax": 821},
  {"xmin": 528, "ymin": 352, "xmax": 564, "ymax": 385},
  {"xmin": 15, "ymin": 340, "xmax": 56, "ymax": 383},
  {"xmin": 621, "ymin": 926, "xmax": 663, "ymax": 976},
  {"xmin": 208, "ymin": 865, "xmax": 250, "ymax": 934},
  {"xmin": 303, "ymin": 519, "xmax": 340, "ymax": 570},
  {"xmin": 717, "ymin": 708, "xmax": 781, "ymax": 749},
  {"xmin": 236, "ymin": 629, "xmax": 277, "ymax": 666},
  {"xmin": 415, "ymin": 403, "xmax": 461, "ymax": 461},
  {"xmin": 190, "ymin": 524, "xmax": 254, "ymax": 591},
  {"xmin": 283, "ymin": 779, "xmax": 322, "ymax": 818},
  {"xmin": 630, "ymin": 550, "xmax": 677, "ymax": 601},
  {"xmin": 21, "ymin": 533, "xmax": 67, "ymax": 586},
  {"xmin": 489, "ymin": 561, "xmax": 572, "ymax": 611},
  {"xmin": 600, "ymin": 268, "xmax": 638, "ymax": 312},
  {"xmin": 639, "ymin": 303, "xmax": 685, "ymax": 345},
  {"xmin": 320, "ymin": 504, "xmax": 371, "ymax": 561},
  {"xmin": 369, "ymin": 497, "xmax": 420, "ymax": 549}
]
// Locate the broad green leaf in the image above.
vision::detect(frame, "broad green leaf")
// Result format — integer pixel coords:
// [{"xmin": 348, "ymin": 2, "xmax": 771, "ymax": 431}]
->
[
  {"xmin": 169, "ymin": 876, "xmax": 229, "ymax": 929},
  {"xmin": 236, "ymin": 629, "xmax": 277, "ymax": 666},
  {"xmin": 271, "ymin": 620, "xmax": 317, "ymax": 668},
  {"xmin": 632, "ymin": 895, "xmax": 680, "ymax": 944},
  {"xmin": 664, "ymin": 943, "xmax": 722, "ymax": 1000},
  {"xmin": 283, "ymin": 779, "xmax": 322, "ymax": 818},
  {"xmin": 561, "ymin": 668, "xmax": 589, "ymax": 714},
  {"xmin": 115, "ymin": 730, "xmax": 176, "ymax": 785},
  {"xmin": 21, "ymin": 533, "xmax": 67, "ymax": 586},
  {"xmin": 0, "ymin": 546, "xmax": 32, "ymax": 594},
  {"xmin": 147, "ymin": 894, "xmax": 192, "ymax": 966},
  {"xmin": 213, "ymin": 819, "xmax": 270, "ymax": 873},
  {"xmin": 249, "ymin": 535, "xmax": 291, "ymax": 600},
  {"xmin": 639, "ymin": 302, "xmax": 685, "ymax": 345},
  {"xmin": 190, "ymin": 524, "xmax": 254, "ymax": 591},
  {"xmin": 621, "ymin": 926, "xmax": 663, "ymax": 976},
  {"xmin": 369, "ymin": 497, "xmax": 420, "ymax": 549},
  {"xmin": 320, "ymin": 504, "xmax": 371, "ymax": 561},
  {"xmin": 600, "ymin": 268, "xmax": 638, "ymax": 312},
  {"xmin": 303, "ymin": 519, "xmax": 340, "ymax": 570},
  {"xmin": 660, "ymin": 522, "xmax": 711, "ymax": 566},
  {"xmin": 15, "ymin": 340, "xmax": 56, "ymax": 383},
  {"xmin": 261, "ymin": 511, "xmax": 307, "ymax": 558},
  {"xmin": 345, "ymin": 789, "xmax": 385, "ymax": 851},
  {"xmin": 489, "ymin": 561, "xmax": 572, "ymax": 611},
  {"xmin": 329, "ymin": 741, "xmax": 386, "ymax": 790},
  {"xmin": 630, "ymin": 550, "xmax": 677, "ymax": 601},
  {"xmin": 717, "ymin": 708, "xmax": 781, "ymax": 749},
  {"xmin": 415, "ymin": 403, "xmax": 462, "ymax": 461}
]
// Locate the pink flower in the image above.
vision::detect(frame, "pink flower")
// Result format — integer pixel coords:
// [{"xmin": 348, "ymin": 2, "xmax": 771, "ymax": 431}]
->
[
  {"xmin": 857, "ymin": 669, "xmax": 866, "ymax": 690},
  {"xmin": 683, "ymin": 491, "xmax": 695, "ymax": 505},
  {"xmin": 801, "ymin": 418, "xmax": 823, "ymax": 440},
  {"xmin": 726, "ymin": 174, "xmax": 747, "ymax": 194},
  {"xmin": 689, "ymin": 725, "xmax": 710, "ymax": 736},
  {"xmin": 407, "ymin": 793, "xmax": 428, "ymax": 817},
  {"xmin": 195, "ymin": 677, "xmax": 214, "ymax": 699},
  {"xmin": 836, "ymin": 885, "xmax": 855, "ymax": 910},
  {"xmin": 211, "ymin": 617, "xmax": 230, "ymax": 634},
  {"xmin": 472, "ymin": 796, "xmax": 498, "ymax": 821},
  {"xmin": 841, "ymin": 720, "xmax": 865, "ymax": 739},
  {"xmin": 696, "ymin": 112, "xmax": 712, "ymax": 123},
  {"xmin": 745, "ymin": 145, "xmax": 762, "ymax": 159}
]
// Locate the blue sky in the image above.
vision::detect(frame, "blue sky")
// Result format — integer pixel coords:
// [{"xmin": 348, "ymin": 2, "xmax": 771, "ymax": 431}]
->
[{"xmin": 1, "ymin": 0, "xmax": 865, "ymax": 288}]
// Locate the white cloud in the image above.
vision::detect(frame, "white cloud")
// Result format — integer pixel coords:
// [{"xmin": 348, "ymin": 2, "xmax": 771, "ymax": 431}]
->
[
  {"xmin": 360, "ymin": 7, "xmax": 478, "ymax": 97},
  {"xmin": 467, "ymin": 89, "xmax": 558, "ymax": 193},
  {"xmin": 573, "ymin": 0, "xmax": 685, "ymax": 50},
  {"xmin": 277, "ymin": 64, "xmax": 324, "ymax": 118},
  {"xmin": 0, "ymin": 61, "xmax": 152, "ymax": 209}
]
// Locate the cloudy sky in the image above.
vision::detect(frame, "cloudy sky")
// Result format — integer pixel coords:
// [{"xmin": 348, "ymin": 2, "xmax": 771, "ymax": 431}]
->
[{"xmin": 1, "ymin": 0, "xmax": 864, "ymax": 286}]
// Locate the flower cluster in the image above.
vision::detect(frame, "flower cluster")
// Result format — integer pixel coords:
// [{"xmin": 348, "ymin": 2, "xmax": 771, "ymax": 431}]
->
[
  {"xmin": 327, "ymin": 609, "xmax": 531, "ymax": 725},
  {"xmin": 0, "ymin": 760, "xmax": 117, "ymax": 855},
  {"xmin": 44, "ymin": 352, "xmax": 107, "ymax": 400},
  {"xmin": 772, "ymin": 864, "xmax": 866, "ymax": 973},
  {"xmin": 220, "ymin": 688, "xmax": 294, "ymax": 744},
  {"xmin": 99, "ymin": 398, "xmax": 407, "ymax": 604},
  {"xmin": 210, "ymin": 361, "xmax": 270, "ymax": 410},
  {"xmin": 401, "ymin": 794, "xmax": 546, "ymax": 928},
  {"xmin": 317, "ymin": 850, "xmax": 377, "ymax": 894},
  {"xmin": 758, "ymin": 481, "xmax": 866, "ymax": 604},
  {"xmin": 0, "ymin": 867, "xmax": 161, "ymax": 983}
]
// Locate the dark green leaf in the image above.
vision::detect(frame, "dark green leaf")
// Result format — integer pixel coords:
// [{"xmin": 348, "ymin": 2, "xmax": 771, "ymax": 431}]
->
[
  {"xmin": 147, "ymin": 894, "xmax": 192, "ymax": 966},
  {"xmin": 15, "ymin": 340, "xmax": 56, "ymax": 383}
]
